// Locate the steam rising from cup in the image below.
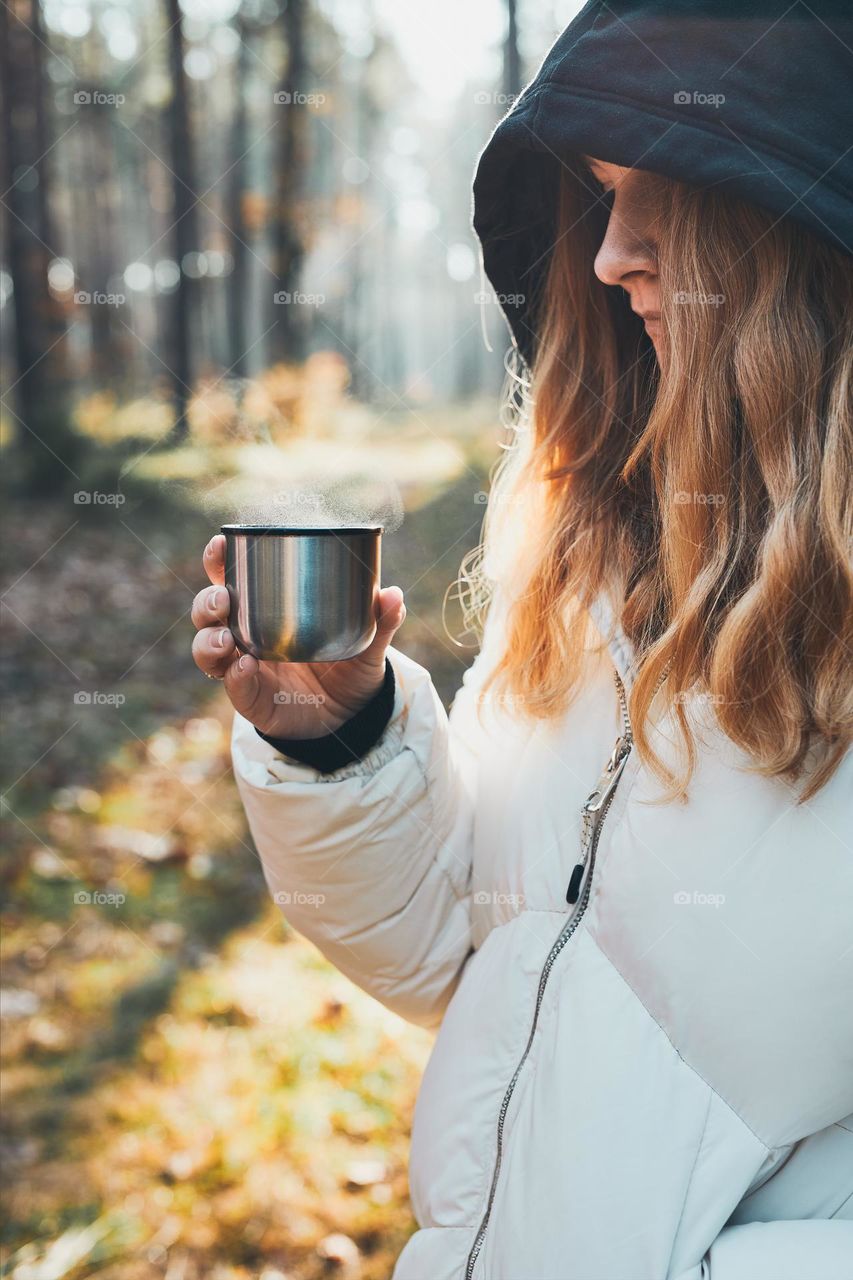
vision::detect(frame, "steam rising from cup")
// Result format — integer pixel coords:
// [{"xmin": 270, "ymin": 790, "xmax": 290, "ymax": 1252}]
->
[{"xmin": 202, "ymin": 471, "xmax": 404, "ymax": 536}]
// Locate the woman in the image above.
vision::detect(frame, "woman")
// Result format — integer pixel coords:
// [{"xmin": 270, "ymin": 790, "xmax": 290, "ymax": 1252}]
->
[{"xmin": 192, "ymin": 1, "xmax": 853, "ymax": 1275}]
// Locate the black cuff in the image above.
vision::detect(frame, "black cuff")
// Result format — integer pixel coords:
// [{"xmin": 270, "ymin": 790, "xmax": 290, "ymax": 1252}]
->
[{"xmin": 256, "ymin": 658, "xmax": 396, "ymax": 775}]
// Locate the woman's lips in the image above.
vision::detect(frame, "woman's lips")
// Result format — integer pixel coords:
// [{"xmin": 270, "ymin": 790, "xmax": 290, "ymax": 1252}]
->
[{"xmin": 632, "ymin": 308, "xmax": 661, "ymax": 329}]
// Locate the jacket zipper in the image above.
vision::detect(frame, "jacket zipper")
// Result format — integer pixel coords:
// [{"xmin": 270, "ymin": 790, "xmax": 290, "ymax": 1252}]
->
[
  {"xmin": 464, "ymin": 668, "xmax": 637, "ymax": 1280},
  {"xmin": 565, "ymin": 677, "xmax": 633, "ymax": 905}
]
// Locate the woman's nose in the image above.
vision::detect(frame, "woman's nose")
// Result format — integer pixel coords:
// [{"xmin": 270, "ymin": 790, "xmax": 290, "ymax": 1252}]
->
[{"xmin": 593, "ymin": 205, "xmax": 657, "ymax": 288}]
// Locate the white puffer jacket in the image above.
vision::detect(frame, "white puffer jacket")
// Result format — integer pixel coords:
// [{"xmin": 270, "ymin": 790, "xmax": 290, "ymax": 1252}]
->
[{"xmin": 232, "ymin": 588, "xmax": 853, "ymax": 1279}]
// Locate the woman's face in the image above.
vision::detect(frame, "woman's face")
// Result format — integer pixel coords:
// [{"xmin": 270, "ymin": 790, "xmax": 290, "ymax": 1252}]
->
[{"xmin": 582, "ymin": 155, "xmax": 663, "ymax": 349}]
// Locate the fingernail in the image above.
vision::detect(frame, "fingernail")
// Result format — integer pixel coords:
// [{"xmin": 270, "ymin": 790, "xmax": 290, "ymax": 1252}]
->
[
  {"xmin": 205, "ymin": 539, "xmax": 214, "ymax": 556},
  {"xmin": 237, "ymin": 655, "xmax": 247, "ymax": 672},
  {"xmin": 213, "ymin": 628, "xmax": 228, "ymax": 648},
  {"xmin": 209, "ymin": 588, "xmax": 221, "ymax": 612}
]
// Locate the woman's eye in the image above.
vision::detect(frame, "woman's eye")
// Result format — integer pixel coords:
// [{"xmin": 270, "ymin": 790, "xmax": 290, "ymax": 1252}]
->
[{"xmin": 585, "ymin": 170, "xmax": 615, "ymax": 207}]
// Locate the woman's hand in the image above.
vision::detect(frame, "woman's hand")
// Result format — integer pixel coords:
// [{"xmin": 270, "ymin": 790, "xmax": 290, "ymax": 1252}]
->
[{"xmin": 191, "ymin": 534, "xmax": 406, "ymax": 738}]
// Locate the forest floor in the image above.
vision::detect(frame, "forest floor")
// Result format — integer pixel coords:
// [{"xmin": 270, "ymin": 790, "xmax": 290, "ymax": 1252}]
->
[{"xmin": 0, "ymin": 399, "xmax": 499, "ymax": 1280}]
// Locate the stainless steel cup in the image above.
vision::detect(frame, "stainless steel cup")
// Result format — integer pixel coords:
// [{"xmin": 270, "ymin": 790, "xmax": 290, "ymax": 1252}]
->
[{"xmin": 222, "ymin": 525, "xmax": 382, "ymax": 662}]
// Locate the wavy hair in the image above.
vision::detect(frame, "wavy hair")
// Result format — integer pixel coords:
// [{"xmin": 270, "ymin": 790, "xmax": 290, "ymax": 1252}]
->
[{"xmin": 460, "ymin": 157, "xmax": 852, "ymax": 802}]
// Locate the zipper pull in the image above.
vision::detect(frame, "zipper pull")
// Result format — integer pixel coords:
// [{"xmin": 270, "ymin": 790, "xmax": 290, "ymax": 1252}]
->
[
  {"xmin": 566, "ymin": 861, "xmax": 586, "ymax": 905},
  {"xmin": 565, "ymin": 737, "xmax": 632, "ymax": 905},
  {"xmin": 566, "ymin": 804, "xmax": 598, "ymax": 905}
]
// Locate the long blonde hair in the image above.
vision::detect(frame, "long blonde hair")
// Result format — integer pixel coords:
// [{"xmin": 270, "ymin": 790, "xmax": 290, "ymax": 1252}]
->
[{"xmin": 462, "ymin": 157, "xmax": 852, "ymax": 802}]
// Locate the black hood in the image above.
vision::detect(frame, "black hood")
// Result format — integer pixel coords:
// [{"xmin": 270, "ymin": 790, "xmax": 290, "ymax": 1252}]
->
[{"xmin": 472, "ymin": 0, "xmax": 853, "ymax": 366}]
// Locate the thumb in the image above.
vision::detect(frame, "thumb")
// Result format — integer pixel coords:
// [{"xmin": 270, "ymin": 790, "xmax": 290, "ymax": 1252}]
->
[
  {"xmin": 222, "ymin": 651, "xmax": 269, "ymax": 725},
  {"xmin": 363, "ymin": 585, "xmax": 406, "ymax": 662}
]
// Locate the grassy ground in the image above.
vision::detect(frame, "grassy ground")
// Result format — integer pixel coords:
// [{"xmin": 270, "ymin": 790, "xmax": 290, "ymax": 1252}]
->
[{"xmin": 0, "ymin": 400, "xmax": 498, "ymax": 1279}]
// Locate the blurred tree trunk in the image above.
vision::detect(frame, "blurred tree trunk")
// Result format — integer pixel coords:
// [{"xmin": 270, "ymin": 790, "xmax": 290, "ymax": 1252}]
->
[
  {"xmin": 164, "ymin": 0, "xmax": 198, "ymax": 439},
  {"xmin": 227, "ymin": 18, "xmax": 251, "ymax": 376},
  {"xmin": 504, "ymin": 0, "xmax": 521, "ymax": 100},
  {"xmin": 269, "ymin": 0, "xmax": 309, "ymax": 366},
  {"xmin": 86, "ymin": 105, "xmax": 120, "ymax": 382},
  {"xmin": 0, "ymin": 0, "xmax": 80, "ymax": 492}
]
